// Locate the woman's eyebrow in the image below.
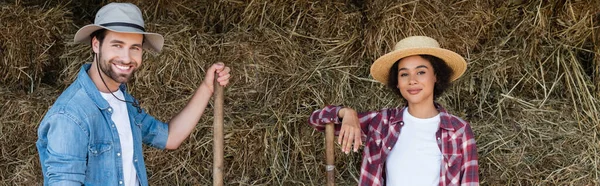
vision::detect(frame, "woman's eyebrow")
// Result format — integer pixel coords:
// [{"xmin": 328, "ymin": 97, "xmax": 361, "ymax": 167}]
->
[{"xmin": 398, "ymin": 65, "xmax": 429, "ymax": 71}]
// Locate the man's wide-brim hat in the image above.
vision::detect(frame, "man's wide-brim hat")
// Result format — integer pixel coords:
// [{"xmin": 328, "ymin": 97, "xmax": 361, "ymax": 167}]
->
[
  {"xmin": 370, "ymin": 36, "xmax": 467, "ymax": 84},
  {"xmin": 73, "ymin": 3, "xmax": 164, "ymax": 53}
]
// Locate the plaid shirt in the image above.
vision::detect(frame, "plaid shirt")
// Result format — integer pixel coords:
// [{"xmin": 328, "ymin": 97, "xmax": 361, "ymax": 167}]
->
[{"xmin": 308, "ymin": 104, "xmax": 479, "ymax": 186}]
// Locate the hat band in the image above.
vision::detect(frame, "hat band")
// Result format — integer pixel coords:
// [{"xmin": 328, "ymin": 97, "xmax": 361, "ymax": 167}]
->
[{"xmin": 100, "ymin": 22, "xmax": 145, "ymax": 32}]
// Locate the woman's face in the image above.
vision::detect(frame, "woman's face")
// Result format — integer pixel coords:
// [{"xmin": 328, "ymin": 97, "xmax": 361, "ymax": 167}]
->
[{"xmin": 396, "ymin": 55, "xmax": 437, "ymax": 106}]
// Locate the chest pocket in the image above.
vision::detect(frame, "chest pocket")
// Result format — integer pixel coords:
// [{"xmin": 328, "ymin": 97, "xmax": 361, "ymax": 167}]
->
[
  {"xmin": 133, "ymin": 110, "xmax": 147, "ymax": 128},
  {"xmin": 444, "ymin": 154, "xmax": 462, "ymax": 168},
  {"xmin": 443, "ymin": 153, "xmax": 463, "ymax": 183},
  {"xmin": 88, "ymin": 142, "xmax": 112, "ymax": 156}
]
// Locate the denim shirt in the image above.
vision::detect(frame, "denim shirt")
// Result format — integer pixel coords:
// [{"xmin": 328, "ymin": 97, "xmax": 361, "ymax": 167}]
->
[{"xmin": 36, "ymin": 64, "xmax": 169, "ymax": 186}]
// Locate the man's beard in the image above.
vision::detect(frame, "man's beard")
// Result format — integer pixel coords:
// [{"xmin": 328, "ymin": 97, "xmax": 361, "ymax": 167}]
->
[{"xmin": 98, "ymin": 51, "xmax": 137, "ymax": 84}]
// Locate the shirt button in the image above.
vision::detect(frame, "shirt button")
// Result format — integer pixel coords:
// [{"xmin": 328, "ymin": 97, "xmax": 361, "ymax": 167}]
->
[
  {"xmin": 108, "ymin": 108, "xmax": 113, "ymax": 113},
  {"xmin": 119, "ymin": 180, "xmax": 123, "ymax": 184},
  {"xmin": 117, "ymin": 153, "xmax": 121, "ymax": 156},
  {"xmin": 387, "ymin": 147, "xmax": 391, "ymax": 150},
  {"xmin": 134, "ymin": 159, "xmax": 138, "ymax": 162},
  {"xmin": 112, "ymin": 125, "xmax": 115, "ymax": 128},
  {"xmin": 400, "ymin": 121, "xmax": 404, "ymax": 125}
]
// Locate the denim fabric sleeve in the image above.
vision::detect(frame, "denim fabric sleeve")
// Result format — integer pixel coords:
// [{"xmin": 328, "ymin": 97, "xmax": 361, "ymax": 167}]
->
[
  {"xmin": 138, "ymin": 111, "xmax": 169, "ymax": 149},
  {"xmin": 43, "ymin": 113, "xmax": 88, "ymax": 186}
]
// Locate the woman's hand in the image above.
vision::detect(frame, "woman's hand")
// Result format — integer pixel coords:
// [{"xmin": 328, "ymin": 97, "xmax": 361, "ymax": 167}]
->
[{"xmin": 338, "ymin": 108, "xmax": 362, "ymax": 154}]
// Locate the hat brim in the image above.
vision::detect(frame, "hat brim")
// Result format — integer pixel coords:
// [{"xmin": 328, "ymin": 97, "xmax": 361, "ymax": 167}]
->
[
  {"xmin": 370, "ymin": 47, "xmax": 467, "ymax": 84},
  {"xmin": 74, "ymin": 24, "xmax": 164, "ymax": 53}
]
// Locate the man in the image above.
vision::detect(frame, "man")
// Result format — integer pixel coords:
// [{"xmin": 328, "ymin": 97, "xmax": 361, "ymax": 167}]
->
[{"xmin": 36, "ymin": 3, "xmax": 231, "ymax": 185}]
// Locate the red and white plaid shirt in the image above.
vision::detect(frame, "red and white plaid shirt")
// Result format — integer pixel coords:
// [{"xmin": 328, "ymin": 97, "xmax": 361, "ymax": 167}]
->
[{"xmin": 309, "ymin": 104, "xmax": 479, "ymax": 186}]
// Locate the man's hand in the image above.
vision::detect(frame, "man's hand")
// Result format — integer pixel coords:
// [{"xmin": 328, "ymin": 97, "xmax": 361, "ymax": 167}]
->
[
  {"xmin": 202, "ymin": 63, "xmax": 231, "ymax": 94},
  {"xmin": 166, "ymin": 62, "xmax": 231, "ymax": 149},
  {"xmin": 338, "ymin": 108, "xmax": 362, "ymax": 154}
]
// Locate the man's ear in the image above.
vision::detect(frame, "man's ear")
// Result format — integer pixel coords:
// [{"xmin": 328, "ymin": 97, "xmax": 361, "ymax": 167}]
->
[{"xmin": 92, "ymin": 37, "xmax": 100, "ymax": 54}]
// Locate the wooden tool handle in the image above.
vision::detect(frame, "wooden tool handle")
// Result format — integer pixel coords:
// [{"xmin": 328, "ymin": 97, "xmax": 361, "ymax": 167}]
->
[
  {"xmin": 213, "ymin": 72, "xmax": 225, "ymax": 186},
  {"xmin": 325, "ymin": 123, "xmax": 335, "ymax": 186}
]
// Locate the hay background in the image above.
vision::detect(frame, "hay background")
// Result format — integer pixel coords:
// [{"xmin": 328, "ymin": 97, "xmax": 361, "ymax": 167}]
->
[{"xmin": 1, "ymin": 0, "xmax": 599, "ymax": 185}]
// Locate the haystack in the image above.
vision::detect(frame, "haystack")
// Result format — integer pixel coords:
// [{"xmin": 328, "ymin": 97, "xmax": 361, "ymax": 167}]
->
[
  {"xmin": 1, "ymin": 0, "xmax": 599, "ymax": 185},
  {"xmin": 0, "ymin": 2, "xmax": 72, "ymax": 92},
  {"xmin": 0, "ymin": 85, "xmax": 60, "ymax": 184}
]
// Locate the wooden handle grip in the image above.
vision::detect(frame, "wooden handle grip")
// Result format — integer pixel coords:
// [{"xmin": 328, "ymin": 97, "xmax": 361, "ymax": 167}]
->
[
  {"xmin": 325, "ymin": 123, "xmax": 335, "ymax": 186},
  {"xmin": 213, "ymin": 72, "xmax": 224, "ymax": 186}
]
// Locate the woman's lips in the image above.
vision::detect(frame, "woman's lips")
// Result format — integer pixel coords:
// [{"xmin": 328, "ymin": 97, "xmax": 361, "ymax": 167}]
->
[{"xmin": 407, "ymin": 88, "xmax": 422, "ymax": 95}]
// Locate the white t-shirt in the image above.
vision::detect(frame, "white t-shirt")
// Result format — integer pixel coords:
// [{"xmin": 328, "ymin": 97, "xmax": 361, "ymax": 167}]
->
[
  {"xmin": 385, "ymin": 108, "xmax": 442, "ymax": 186},
  {"xmin": 100, "ymin": 90, "xmax": 139, "ymax": 186}
]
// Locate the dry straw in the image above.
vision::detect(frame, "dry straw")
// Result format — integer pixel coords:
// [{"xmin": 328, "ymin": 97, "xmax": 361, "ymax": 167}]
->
[
  {"xmin": 0, "ymin": 2, "xmax": 72, "ymax": 92},
  {"xmin": 1, "ymin": 0, "xmax": 599, "ymax": 185}
]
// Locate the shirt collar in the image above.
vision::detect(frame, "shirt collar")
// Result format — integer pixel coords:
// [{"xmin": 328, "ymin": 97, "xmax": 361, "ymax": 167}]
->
[
  {"xmin": 434, "ymin": 103, "xmax": 456, "ymax": 131},
  {"xmin": 77, "ymin": 63, "xmax": 126, "ymax": 110}
]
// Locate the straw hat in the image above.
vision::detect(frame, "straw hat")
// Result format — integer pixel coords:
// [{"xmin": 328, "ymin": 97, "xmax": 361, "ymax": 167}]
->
[
  {"xmin": 370, "ymin": 36, "xmax": 466, "ymax": 84},
  {"xmin": 73, "ymin": 3, "xmax": 164, "ymax": 52}
]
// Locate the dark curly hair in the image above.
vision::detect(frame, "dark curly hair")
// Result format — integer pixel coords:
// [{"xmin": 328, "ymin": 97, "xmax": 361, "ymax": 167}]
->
[{"xmin": 387, "ymin": 54, "xmax": 453, "ymax": 100}]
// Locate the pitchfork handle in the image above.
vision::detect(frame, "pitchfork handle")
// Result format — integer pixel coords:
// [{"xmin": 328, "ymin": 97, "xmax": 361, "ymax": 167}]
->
[
  {"xmin": 326, "ymin": 123, "xmax": 335, "ymax": 186},
  {"xmin": 213, "ymin": 71, "xmax": 225, "ymax": 186}
]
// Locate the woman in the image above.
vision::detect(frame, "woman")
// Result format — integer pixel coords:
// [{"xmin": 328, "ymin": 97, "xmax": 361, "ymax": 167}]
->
[{"xmin": 308, "ymin": 36, "xmax": 479, "ymax": 186}]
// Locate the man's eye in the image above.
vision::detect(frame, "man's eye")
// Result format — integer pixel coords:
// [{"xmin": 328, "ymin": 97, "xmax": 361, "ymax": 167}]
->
[{"xmin": 113, "ymin": 45, "xmax": 121, "ymax": 48}]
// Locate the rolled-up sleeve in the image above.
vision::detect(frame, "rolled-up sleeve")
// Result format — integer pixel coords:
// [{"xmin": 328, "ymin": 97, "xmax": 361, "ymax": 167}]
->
[
  {"xmin": 138, "ymin": 111, "xmax": 169, "ymax": 149},
  {"xmin": 308, "ymin": 105, "xmax": 343, "ymax": 132},
  {"xmin": 308, "ymin": 106, "xmax": 384, "ymax": 139}
]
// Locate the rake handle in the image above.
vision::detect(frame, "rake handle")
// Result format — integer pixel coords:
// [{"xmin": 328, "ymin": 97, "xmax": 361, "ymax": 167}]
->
[
  {"xmin": 325, "ymin": 123, "xmax": 335, "ymax": 186},
  {"xmin": 213, "ymin": 71, "xmax": 225, "ymax": 186}
]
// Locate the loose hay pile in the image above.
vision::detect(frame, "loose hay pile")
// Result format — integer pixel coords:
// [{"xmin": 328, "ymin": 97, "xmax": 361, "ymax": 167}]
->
[
  {"xmin": 1, "ymin": 0, "xmax": 599, "ymax": 185},
  {"xmin": 0, "ymin": 2, "xmax": 72, "ymax": 92}
]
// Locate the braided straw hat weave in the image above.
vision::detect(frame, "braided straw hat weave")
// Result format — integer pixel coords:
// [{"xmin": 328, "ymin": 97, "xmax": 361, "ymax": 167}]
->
[{"xmin": 370, "ymin": 36, "xmax": 467, "ymax": 84}]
